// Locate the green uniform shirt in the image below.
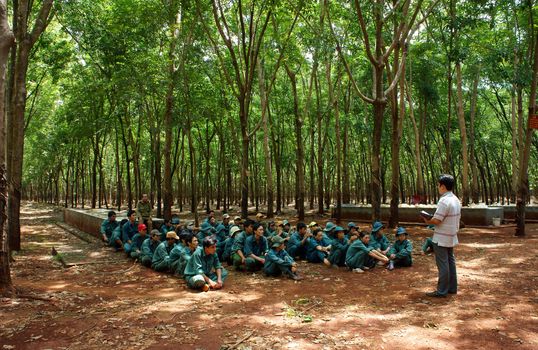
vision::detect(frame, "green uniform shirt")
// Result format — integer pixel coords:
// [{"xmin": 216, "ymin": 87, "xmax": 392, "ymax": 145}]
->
[
  {"xmin": 183, "ymin": 246, "xmax": 223, "ymax": 277},
  {"xmin": 141, "ymin": 239, "xmax": 160, "ymax": 260},
  {"xmin": 345, "ymin": 240, "xmax": 374, "ymax": 269},
  {"xmin": 231, "ymin": 231, "xmax": 250, "ymax": 254},
  {"xmin": 369, "ymin": 233, "xmax": 390, "ymax": 251},
  {"xmin": 388, "ymin": 239, "xmax": 413, "ymax": 262},
  {"xmin": 152, "ymin": 241, "xmax": 174, "ymax": 266},
  {"xmin": 100, "ymin": 219, "xmax": 119, "ymax": 239}
]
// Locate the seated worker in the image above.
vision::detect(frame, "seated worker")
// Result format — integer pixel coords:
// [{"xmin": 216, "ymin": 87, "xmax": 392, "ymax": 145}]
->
[
  {"xmin": 152, "ymin": 231, "xmax": 178, "ymax": 272},
  {"xmin": 183, "ymin": 237, "xmax": 228, "ymax": 292},
  {"xmin": 140, "ymin": 229, "xmax": 161, "ymax": 267},
  {"xmin": 203, "ymin": 210, "xmax": 216, "ymax": 226},
  {"xmin": 222, "ymin": 226, "xmax": 241, "ymax": 265},
  {"xmin": 100, "ymin": 211, "xmax": 119, "ymax": 243},
  {"xmin": 244, "ymin": 223, "xmax": 269, "ymax": 271},
  {"xmin": 220, "ymin": 214, "xmax": 232, "ymax": 234},
  {"xmin": 160, "ymin": 218, "xmax": 177, "ymax": 241},
  {"xmin": 346, "ymin": 222, "xmax": 359, "ymax": 237},
  {"xmin": 175, "ymin": 234, "xmax": 199, "ymax": 277},
  {"xmin": 197, "ymin": 222, "xmax": 216, "ymax": 243},
  {"xmin": 137, "ymin": 194, "xmax": 152, "ymax": 228},
  {"xmin": 265, "ymin": 221, "xmax": 276, "ymax": 237},
  {"xmin": 387, "ymin": 227, "xmax": 413, "ymax": 270},
  {"xmin": 281, "ymin": 220, "xmax": 292, "ymax": 239},
  {"xmin": 109, "ymin": 219, "xmax": 128, "ymax": 251},
  {"xmin": 370, "ymin": 221, "xmax": 391, "ymax": 255},
  {"xmin": 215, "ymin": 224, "xmax": 228, "ymax": 261},
  {"xmin": 421, "ymin": 225, "xmax": 435, "ymax": 254},
  {"xmin": 129, "ymin": 224, "xmax": 148, "ymax": 259},
  {"xmin": 122, "ymin": 210, "xmax": 139, "ymax": 254},
  {"xmin": 322, "ymin": 221, "xmax": 336, "ymax": 245},
  {"xmin": 231, "ymin": 219, "xmax": 254, "ymax": 271},
  {"xmin": 287, "ymin": 222, "xmax": 311, "ymax": 260},
  {"xmin": 346, "ymin": 231, "xmax": 389, "ymax": 273},
  {"xmin": 264, "ymin": 236, "xmax": 301, "ymax": 280},
  {"xmin": 327, "ymin": 226, "xmax": 357, "ymax": 267},
  {"xmin": 306, "ymin": 229, "xmax": 331, "ymax": 265},
  {"xmin": 169, "ymin": 231, "xmax": 190, "ymax": 276}
]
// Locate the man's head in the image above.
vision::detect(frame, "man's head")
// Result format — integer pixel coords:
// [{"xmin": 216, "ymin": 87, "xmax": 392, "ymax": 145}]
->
[
  {"xmin": 150, "ymin": 229, "xmax": 161, "ymax": 242},
  {"xmin": 271, "ymin": 236, "xmax": 286, "ymax": 251},
  {"xmin": 372, "ymin": 221, "xmax": 384, "ymax": 236},
  {"xmin": 297, "ymin": 222, "xmax": 307, "ymax": 235},
  {"xmin": 142, "ymin": 194, "xmax": 148, "ymax": 202},
  {"xmin": 166, "ymin": 231, "xmax": 179, "ymax": 245},
  {"xmin": 185, "ymin": 233, "xmax": 198, "ymax": 250},
  {"xmin": 335, "ymin": 226, "xmax": 345, "ymax": 239},
  {"xmin": 138, "ymin": 224, "xmax": 147, "ymax": 236},
  {"xmin": 207, "ymin": 209, "xmax": 215, "ymax": 218},
  {"xmin": 395, "ymin": 227, "xmax": 408, "ymax": 241},
  {"xmin": 253, "ymin": 223, "xmax": 264, "ymax": 238},
  {"xmin": 127, "ymin": 209, "xmax": 136, "ymax": 222},
  {"xmin": 244, "ymin": 219, "xmax": 255, "ymax": 233},
  {"xmin": 359, "ymin": 231, "xmax": 370, "ymax": 244},
  {"xmin": 438, "ymin": 174, "xmax": 455, "ymax": 194},
  {"xmin": 108, "ymin": 211, "xmax": 116, "ymax": 221},
  {"xmin": 313, "ymin": 229, "xmax": 323, "ymax": 242},
  {"xmin": 203, "ymin": 236, "xmax": 217, "ymax": 255},
  {"xmin": 223, "ymin": 214, "xmax": 230, "ymax": 224}
]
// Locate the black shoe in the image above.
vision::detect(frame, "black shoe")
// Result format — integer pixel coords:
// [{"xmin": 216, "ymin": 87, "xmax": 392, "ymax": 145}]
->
[{"xmin": 425, "ymin": 291, "xmax": 447, "ymax": 298}]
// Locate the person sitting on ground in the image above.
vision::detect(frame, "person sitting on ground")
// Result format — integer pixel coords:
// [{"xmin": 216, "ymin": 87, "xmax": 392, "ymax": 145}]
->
[
  {"xmin": 346, "ymin": 222, "xmax": 359, "ymax": 237},
  {"xmin": 109, "ymin": 219, "xmax": 127, "ymax": 251},
  {"xmin": 152, "ymin": 231, "xmax": 178, "ymax": 272},
  {"xmin": 387, "ymin": 227, "xmax": 413, "ymax": 270},
  {"xmin": 203, "ymin": 210, "xmax": 215, "ymax": 226},
  {"xmin": 140, "ymin": 229, "xmax": 161, "ymax": 267},
  {"xmin": 244, "ymin": 223, "xmax": 268, "ymax": 271},
  {"xmin": 122, "ymin": 210, "xmax": 139, "ymax": 254},
  {"xmin": 197, "ymin": 222, "xmax": 216, "ymax": 243},
  {"xmin": 183, "ymin": 236, "xmax": 228, "ymax": 292},
  {"xmin": 129, "ymin": 224, "xmax": 148, "ymax": 260},
  {"xmin": 287, "ymin": 222, "xmax": 311, "ymax": 260},
  {"xmin": 369, "ymin": 221, "xmax": 391, "ymax": 255},
  {"xmin": 175, "ymin": 234, "xmax": 198, "ymax": 277},
  {"xmin": 231, "ymin": 219, "xmax": 254, "ymax": 271},
  {"xmin": 281, "ymin": 220, "xmax": 292, "ymax": 239},
  {"xmin": 264, "ymin": 236, "xmax": 302, "ymax": 280},
  {"xmin": 346, "ymin": 231, "xmax": 389, "ymax": 273},
  {"xmin": 222, "ymin": 226, "xmax": 241, "ymax": 265},
  {"xmin": 159, "ymin": 219, "xmax": 176, "ymax": 241},
  {"xmin": 266, "ymin": 221, "xmax": 276, "ymax": 237},
  {"xmin": 346, "ymin": 224, "xmax": 359, "ymax": 241},
  {"xmin": 328, "ymin": 226, "xmax": 357, "ymax": 268},
  {"xmin": 215, "ymin": 223, "xmax": 228, "ymax": 261},
  {"xmin": 137, "ymin": 194, "xmax": 152, "ymax": 228},
  {"xmin": 421, "ymin": 225, "xmax": 435, "ymax": 255},
  {"xmin": 169, "ymin": 231, "xmax": 190, "ymax": 275},
  {"xmin": 220, "ymin": 214, "xmax": 231, "ymax": 234},
  {"xmin": 100, "ymin": 211, "xmax": 119, "ymax": 244},
  {"xmin": 306, "ymin": 229, "xmax": 331, "ymax": 265},
  {"xmin": 323, "ymin": 222, "xmax": 336, "ymax": 245}
]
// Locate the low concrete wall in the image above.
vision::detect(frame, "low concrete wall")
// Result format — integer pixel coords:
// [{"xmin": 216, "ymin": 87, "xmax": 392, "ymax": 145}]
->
[
  {"xmin": 492, "ymin": 205, "xmax": 538, "ymax": 220},
  {"xmin": 331, "ymin": 204, "xmax": 505, "ymax": 226},
  {"xmin": 63, "ymin": 208, "xmax": 164, "ymax": 239}
]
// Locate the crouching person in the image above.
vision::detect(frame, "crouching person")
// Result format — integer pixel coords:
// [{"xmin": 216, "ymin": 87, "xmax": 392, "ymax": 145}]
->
[
  {"xmin": 264, "ymin": 236, "xmax": 302, "ymax": 280},
  {"xmin": 140, "ymin": 230, "xmax": 161, "ymax": 267},
  {"xmin": 387, "ymin": 227, "xmax": 413, "ymax": 270},
  {"xmin": 129, "ymin": 224, "xmax": 148, "ymax": 259},
  {"xmin": 345, "ymin": 231, "xmax": 389, "ymax": 273},
  {"xmin": 184, "ymin": 237, "xmax": 228, "ymax": 292}
]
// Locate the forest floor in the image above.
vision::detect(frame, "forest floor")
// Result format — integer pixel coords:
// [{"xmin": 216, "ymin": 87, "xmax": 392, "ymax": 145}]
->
[{"xmin": 1, "ymin": 202, "xmax": 538, "ymax": 350}]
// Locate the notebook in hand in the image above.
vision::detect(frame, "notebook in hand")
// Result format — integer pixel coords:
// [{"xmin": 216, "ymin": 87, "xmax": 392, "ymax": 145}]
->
[{"xmin": 420, "ymin": 210, "xmax": 433, "ymax": 220}]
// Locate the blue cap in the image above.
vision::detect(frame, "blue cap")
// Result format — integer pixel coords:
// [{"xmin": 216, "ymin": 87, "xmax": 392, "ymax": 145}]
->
[
  {"xmin": 334, "ymin": 226, "xmax": 345, "ymax": 232},
  {"xmin": 201, "ymin": 222, "xmax": 214, "ymax": 233},
  {"xmin": 347, "ymin": 222, "xmax": 357, "ymax": 228},
  {"xmin": 395, "ymin": 227, "xmax": 407, "ymax": 236},
  {"xmin": 282, "ymin": 220, "xmax": 290, "ymax": 226},
  {"xmin": 171, "ymin": 217, "xmax": 180, "ymax": 225},
  {"xmin": 324, "ymin": 222, "xmax": 336, "ymax": 232},
  {"xmin": 215, "ymin": 224, "xmax": 226, "ymax": 234},
  {"xmin": 372, "ymin": 221, "xmax": 384, "ymax": 232}
]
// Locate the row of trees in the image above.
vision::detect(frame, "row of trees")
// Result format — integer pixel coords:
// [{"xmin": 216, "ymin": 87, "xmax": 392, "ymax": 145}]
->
[{"xmin": 1, "ymin": 0, "xmax": 537, "ymax": 294}]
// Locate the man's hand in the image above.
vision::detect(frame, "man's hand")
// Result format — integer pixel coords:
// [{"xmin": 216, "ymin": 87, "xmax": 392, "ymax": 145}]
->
[
  {"xmin": 390, "ymin": 254, "xmax": 396, "ymax": 259},
  {"xmin": 213, "ymin": 280, "xmax": 223, "ymax": 289},
  {"xmin": 241, "ymin": 257, "xmax": 246, "ymax": 264},
  {"xmin": 260, "ymin": 258, "xmax": 265, "ymax": 264}
]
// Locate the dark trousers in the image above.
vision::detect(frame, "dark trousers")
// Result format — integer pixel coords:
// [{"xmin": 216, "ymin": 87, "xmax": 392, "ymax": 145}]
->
[{"xmin": 433, "ymin": 243, "xmax": 457, "ymax": 295}]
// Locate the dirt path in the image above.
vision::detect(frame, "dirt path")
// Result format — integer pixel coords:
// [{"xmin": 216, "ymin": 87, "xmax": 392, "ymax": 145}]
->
[{"xmin": 1, "ymin": 202, "xmax": 538, "ymax": 349}]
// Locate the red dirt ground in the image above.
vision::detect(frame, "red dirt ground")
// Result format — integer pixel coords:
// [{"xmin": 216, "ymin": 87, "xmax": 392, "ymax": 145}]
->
[{"xmin": 1, "ymin": 202, "xmax": 538, "ymax": 350}]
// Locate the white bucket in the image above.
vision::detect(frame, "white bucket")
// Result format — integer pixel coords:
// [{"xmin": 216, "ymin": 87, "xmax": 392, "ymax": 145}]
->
[{"xmin": 492, "ymin": 217, "xmax": 501, "ymax": 227}]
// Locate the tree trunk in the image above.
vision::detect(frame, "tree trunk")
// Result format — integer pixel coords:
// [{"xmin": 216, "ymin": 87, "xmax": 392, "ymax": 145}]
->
[
  {"xmin": 455, "ymin": 61, "xmax": 470, "ymax": 206},
  {"xmin": 469, "ymin": 66, "xmax": 480, "ymax": 204},
  {"xmin": 0, "ymin": 0, "xmax": 14, "ymax": 295}
]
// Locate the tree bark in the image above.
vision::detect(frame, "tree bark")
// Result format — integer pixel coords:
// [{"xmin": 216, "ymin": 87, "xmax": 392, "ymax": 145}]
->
[
  {"xmin": 455, "ymin": 61, "xmax": 470, "ymax": 206},
  {"xmin": 0, "ymin": 0, "xmax": 15, "ymax": 295}
]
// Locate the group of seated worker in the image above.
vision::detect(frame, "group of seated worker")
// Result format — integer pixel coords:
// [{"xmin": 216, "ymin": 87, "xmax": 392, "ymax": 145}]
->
[{"xmin": 100, "ymin": 208, "xmax": 419, "ymax": 292}]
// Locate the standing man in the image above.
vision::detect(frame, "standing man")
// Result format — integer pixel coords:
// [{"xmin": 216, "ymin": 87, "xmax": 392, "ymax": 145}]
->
[
  {"xmin": 423, "ymin": 174, "xmax": 461, "ymax": 298},
  {"xmin": 137, "ymin": 194, "xmax": 152, "ymax": 230}
]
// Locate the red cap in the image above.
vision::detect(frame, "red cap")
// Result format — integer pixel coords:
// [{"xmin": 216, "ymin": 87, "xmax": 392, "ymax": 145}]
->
[{"xmin": 138, "ymin": 223, "xmax": 147, "ymax": 232}]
